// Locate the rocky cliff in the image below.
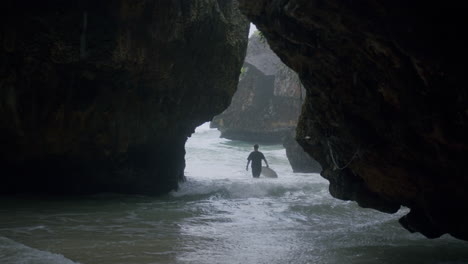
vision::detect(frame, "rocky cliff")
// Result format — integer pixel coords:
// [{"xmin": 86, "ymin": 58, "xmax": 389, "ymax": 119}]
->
[
  {"xmin": 283, "ymin": 128, "xmax": 322, "ymax": 173},
  {"xmin": 211, "ymin": 33, "xmax": 304, "ymax": 143},
  {"xmin": 239, "ymin": 1, "xmax": 468, "ymax": 240},
  {"xmin": 0, "ymin": 0, "xmax": 248, "ymax": 195}
]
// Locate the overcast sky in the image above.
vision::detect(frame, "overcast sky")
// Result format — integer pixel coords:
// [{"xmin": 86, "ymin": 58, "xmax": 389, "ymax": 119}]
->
[{"xmin": 249, "ymin": 23, "xmax": 257, "ymax": 37}]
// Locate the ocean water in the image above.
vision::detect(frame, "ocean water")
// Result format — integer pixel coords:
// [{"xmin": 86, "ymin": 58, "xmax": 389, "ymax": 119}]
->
[{"xmin": 0, "ymin": 123, "xmax": 467, "ymax": 264}]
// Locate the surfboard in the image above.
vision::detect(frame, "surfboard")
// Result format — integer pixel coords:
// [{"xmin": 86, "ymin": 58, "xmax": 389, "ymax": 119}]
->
[{"xmin": 261, "ymin": 166, "xmax": 278, "ymax": 178}]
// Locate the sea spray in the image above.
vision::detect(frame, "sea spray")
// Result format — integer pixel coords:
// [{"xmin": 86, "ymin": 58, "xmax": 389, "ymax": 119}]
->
[{"xmin": 0, "ymin": 123, "xmax": 467, "ymax": 264}]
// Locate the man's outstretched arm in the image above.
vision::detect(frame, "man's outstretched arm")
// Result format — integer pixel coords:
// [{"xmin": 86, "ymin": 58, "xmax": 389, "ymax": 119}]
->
[
  {"xmin": 246, "ymin": 160, "xmax": 250, "ymax": 171},
  {"xmin": 263, "ymin": 158, "xmax": 269, "ymax": 168}
]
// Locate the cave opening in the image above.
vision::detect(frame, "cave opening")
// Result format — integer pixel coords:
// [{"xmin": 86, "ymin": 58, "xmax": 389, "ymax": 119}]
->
[{"xmin": 1, "ymin": 1, "xmax": 468, "ymax": 263}]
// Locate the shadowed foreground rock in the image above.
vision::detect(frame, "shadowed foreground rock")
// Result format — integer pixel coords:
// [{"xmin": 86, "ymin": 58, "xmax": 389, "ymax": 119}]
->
[
  {"xmin": 239, "ymin": 0, "xmax": 468, "ymax": 240},
  {"xmin": 0, "ymin": 1, "xmax": 248, "ymax": 195}
]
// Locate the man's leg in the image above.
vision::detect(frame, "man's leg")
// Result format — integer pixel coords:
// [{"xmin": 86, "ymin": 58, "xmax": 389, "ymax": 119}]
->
[{"xmin": 252, "ymin": 166, "xmax": 261, "ymax": 178}]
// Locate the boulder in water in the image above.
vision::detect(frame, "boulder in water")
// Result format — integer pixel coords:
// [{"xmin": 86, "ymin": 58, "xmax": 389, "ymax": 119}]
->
[{"xmin": 211, "ymin": 33, "xmax": 304, "ymax": 143}]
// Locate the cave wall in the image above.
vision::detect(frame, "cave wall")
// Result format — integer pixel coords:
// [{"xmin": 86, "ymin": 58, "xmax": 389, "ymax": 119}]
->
[
  {"xmin": 211, "ymin": 33, "xmax": 304, "ymax": 143},
  {"xmin": 238, "ymin": 0, "xmax": 468, "ymax": 240},
  {"xmin": 0, "ymin": 0, "xmax": 249, "ymax": 194}
]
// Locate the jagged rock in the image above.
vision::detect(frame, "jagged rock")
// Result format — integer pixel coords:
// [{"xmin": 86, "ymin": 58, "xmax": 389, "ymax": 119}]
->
[
  {"xmin": 283, "ymin": 129, "xmax": 322, "ymax": 173},
  {"xmin": 239, "ymin": 1, "xmax": 468, "ymax": 240},
  {"xmin": 211, "ymin": 33, "xmax": 304, "ymax": 143},
  {"xmin": 0, "ymin": 0, "xmax": 249, "ymax": 195},
  {"xmin": 244, "ymin": 33, "xmax": 282, "ymax": 75}
]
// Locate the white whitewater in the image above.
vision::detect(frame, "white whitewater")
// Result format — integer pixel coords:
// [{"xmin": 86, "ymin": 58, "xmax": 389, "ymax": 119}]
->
[{"xmin": 0, "ymin": 123, "xmax": 466, "ymax": 264}]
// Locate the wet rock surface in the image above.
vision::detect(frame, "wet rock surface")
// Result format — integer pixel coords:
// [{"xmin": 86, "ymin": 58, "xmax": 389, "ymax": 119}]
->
[
  {"xmin": 239, "ymin": 0, "xmax": 468, "ymax": 240},
  {"xmin": 283, "ymin": 129, "xmax": 322, "ymax": 173},
  {"xmin": 0, "ymin": 0, "xmax": 249, "ymax": 195}
]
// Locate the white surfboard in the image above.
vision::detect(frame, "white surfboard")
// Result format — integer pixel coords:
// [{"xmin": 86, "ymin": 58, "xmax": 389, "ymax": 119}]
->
[{"xmin": 261, "ymin": 166, "xmax": 278, "ymax": 178}]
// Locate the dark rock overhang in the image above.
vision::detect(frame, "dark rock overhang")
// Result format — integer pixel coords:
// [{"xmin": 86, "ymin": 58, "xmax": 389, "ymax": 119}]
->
[
  {"xmin": 0, "ymin": 0, "xmax": 249, "ymax": 195},
  {"xmin": 238, "ymin": 0, "xmax": 468, "ymax": 240}
]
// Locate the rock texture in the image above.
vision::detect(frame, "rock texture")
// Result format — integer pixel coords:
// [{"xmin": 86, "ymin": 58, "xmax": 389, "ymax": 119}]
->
[
  {"xmin": 211, "ymin": 33, "xmax": 304, "ymax": 143},
  {"xmin": 0, "ymin": 0, "xmax": 248, "ymax": 195},
  {"xmin": 283, "ymin": 128, "xmax": 322, "ymax": 173},
  {"xmin": 239, "ymin": 1, "xmax": 468, "ymax": 240}
]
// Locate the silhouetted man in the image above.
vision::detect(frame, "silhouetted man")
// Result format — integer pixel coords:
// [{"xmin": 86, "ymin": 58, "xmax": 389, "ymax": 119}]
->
[{"xmin": 246, "ymin": 144, "xmax": 269, "ymax": 178}]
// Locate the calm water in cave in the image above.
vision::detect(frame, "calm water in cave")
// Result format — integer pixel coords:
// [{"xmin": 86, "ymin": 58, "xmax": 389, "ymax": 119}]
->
[{"xmin": 1, "ymin": 123, "xmax": 467, "ymax": 264}]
